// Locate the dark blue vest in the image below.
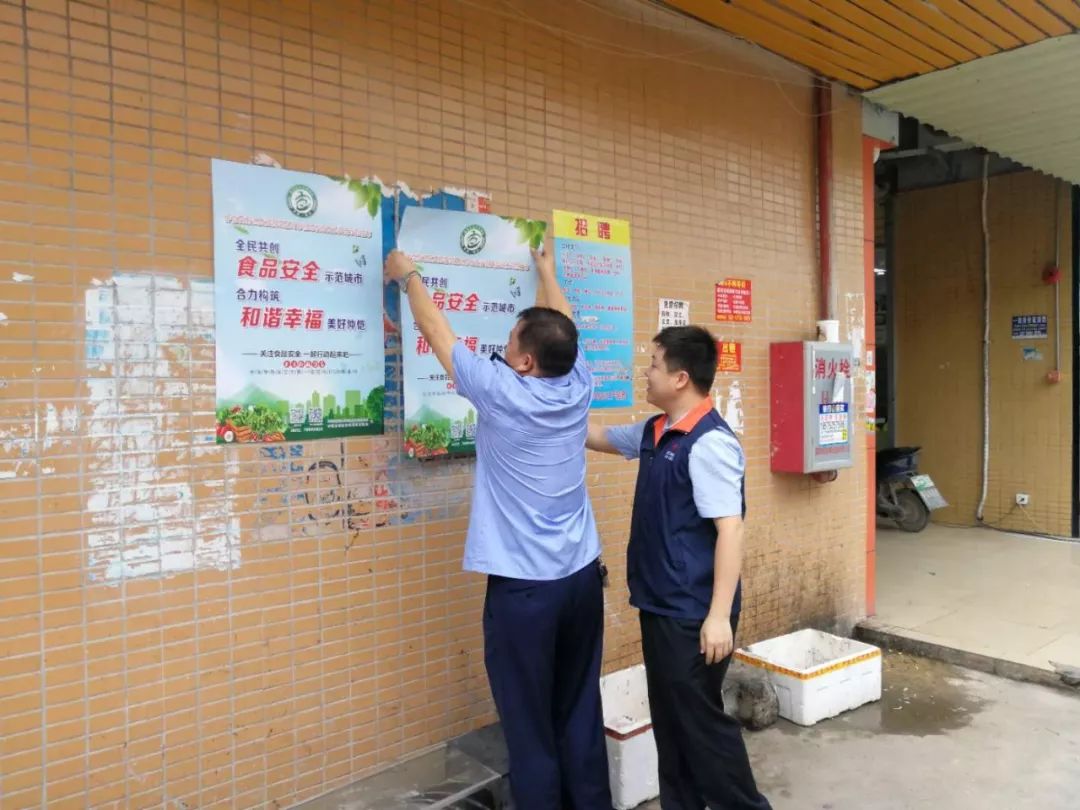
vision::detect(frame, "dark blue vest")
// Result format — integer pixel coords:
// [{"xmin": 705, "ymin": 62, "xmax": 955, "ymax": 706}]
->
[{"xmin": 627, "ymin": 409, "xmax": 744, "ymax": 620}]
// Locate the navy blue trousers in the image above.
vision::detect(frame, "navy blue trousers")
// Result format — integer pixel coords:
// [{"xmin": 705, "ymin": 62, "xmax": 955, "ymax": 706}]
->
[
  {"xmin": 483, "ymin": 559, "xmax": 612, "ymax": 810},
  {"xmin": 640, "ymin": 611, "xmax": 771, "ymax": 810}
]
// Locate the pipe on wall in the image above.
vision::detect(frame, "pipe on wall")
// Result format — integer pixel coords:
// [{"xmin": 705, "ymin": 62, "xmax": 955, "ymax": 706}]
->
[
  {"xmin": 816, "ymin": 79, "xmax": 834, "ymax": 322},
  {"xmin": 976, "ymin": 154, "xmax": 991, "ymax": 523},
  {"xmin": 810, "ymin": 78, "xmax": 838, "ymax": 486}
]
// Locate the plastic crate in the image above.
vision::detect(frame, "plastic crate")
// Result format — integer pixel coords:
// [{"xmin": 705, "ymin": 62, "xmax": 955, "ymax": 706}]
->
[{"xmin": 734, "ymin": 629, "xmax": 882, "ymax": 726}]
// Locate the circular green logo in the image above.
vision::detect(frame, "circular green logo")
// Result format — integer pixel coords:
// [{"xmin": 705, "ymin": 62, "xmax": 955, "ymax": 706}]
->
[
  {"xmin": 460, "ymin": 224, "xmax": 486, "ymax": 255},
  {"xmin": 286, "ymin": 184, "xmax": 318, "ymax": 218}
]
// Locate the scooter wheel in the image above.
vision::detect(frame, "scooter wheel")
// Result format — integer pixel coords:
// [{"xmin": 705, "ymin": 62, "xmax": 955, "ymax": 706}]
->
[{"xmin": 896, "ymin": 489, "xmax": 930, "ymax": 533}]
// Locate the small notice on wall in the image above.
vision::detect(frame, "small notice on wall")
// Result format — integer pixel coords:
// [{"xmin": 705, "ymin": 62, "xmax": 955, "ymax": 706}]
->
[
  {"xmin": 717, "ymin": 341, "xmax": 742, "ymax": 373},
  {"xmin": 819, "ymin": 403, "xmax": 849, "ymax": 447},
  {"xmin": 1012, "ymin": 314, "xmax": 1048, "ymax": 340},
  {"xmin": 658, "ymin": 298, "xmax": 689, "ymax": 330},
  {"xmin": 715, "ymin": 279, "xmax": 752, "ymax": 322}
]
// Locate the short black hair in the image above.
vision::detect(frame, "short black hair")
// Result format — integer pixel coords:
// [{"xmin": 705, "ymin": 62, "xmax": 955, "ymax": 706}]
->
[
  {"xmin": 653, "ymin": 326, "xmax": 717, "ymax": 395},
  {"xmin": 516, "ymin": 307, "xmax": 578, "ymax": 377}
]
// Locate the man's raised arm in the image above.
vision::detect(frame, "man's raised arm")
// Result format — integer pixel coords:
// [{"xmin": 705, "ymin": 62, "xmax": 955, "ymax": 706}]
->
[
  {"xmin": 531, "ymin": 244, "xmax": 573, "ymax": 320},
  {"xmin": 385, "ymin": 250, "xmax": 458, "ymax": 379}
]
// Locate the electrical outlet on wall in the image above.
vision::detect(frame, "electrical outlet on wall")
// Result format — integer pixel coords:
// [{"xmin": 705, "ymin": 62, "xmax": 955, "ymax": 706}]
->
[{"xmin": 1015, "ymin": 493, "xmax": 1030, "ymax": 507}]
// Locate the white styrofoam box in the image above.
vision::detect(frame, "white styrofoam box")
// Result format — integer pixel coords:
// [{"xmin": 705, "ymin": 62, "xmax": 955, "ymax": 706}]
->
[
  {"xmin": 734, "ymin": 629, "xmax": 882, "ymax": 726},
  {"xmin": 599, "ymin": 664, "xmax": 658, "ymax": 810}
]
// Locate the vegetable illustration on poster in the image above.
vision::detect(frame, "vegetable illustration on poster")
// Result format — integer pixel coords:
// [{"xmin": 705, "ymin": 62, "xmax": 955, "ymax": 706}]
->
[
  {"xmin": 211, "ymin": 159, "xmax": 386, "ymax": 444},
  {"xmin": 396, "ymin": 207, "xmax": 544, "ymax": 459}
]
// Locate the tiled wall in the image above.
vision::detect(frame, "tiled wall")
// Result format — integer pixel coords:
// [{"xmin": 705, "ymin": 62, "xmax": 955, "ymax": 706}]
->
[
  {"xmin": 0, "ymin": 0, "xmax": 868, "ymax": 806},
  {"xmin": 894, "ymin": 171, "xmax": 1074, "ymax": 535}
]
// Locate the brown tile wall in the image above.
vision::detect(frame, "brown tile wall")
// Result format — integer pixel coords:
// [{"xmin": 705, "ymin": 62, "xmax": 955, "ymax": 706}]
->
[
  {"xmin": 894, "ymin": 171, "xmax": 1074, "ymax": 535},
  {"xmin": 0, "ymin": 0, "xmax": 869, "ymax": 806}
]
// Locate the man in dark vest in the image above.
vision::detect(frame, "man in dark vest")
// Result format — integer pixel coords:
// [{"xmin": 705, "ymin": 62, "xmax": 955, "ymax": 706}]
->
[{"xmin": 587, "ymin": 325, "xmax": 771, "ymax": 810}]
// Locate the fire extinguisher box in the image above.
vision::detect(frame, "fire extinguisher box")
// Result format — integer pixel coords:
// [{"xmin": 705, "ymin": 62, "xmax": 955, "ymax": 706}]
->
[{"xmin": 770, "ymin": 341, "xmax": 854, "ymax": 474}]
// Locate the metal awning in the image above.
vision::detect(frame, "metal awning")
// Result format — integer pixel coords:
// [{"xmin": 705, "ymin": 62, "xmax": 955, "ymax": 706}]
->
[
  {"xmin": 867, "ymin": 34, "xmax": 1080, "ymax": 183},
  {"xmin": 658, "ymin": 2, "xmax": 1080, "ymax": 183}
]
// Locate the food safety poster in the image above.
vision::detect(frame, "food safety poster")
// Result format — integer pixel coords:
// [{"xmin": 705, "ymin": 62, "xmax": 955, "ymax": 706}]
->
[
  {"xmin": 553, "ymin": 210, "xmax": 634, "ymax": 408},
  {"xmin": 396, "ymin": 207, "xmax": 543, "ymax": 459},
  {"xmin": 211, "ymin": 159, "xmax": 385, "ymax": 444}
]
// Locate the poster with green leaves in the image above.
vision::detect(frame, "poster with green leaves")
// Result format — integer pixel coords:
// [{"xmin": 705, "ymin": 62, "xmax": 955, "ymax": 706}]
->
[
  {"xmin": 396, "ymin": 208, "xmax": 543, "ymax": 458},
  {"xmin": 211, "ymin": 159, "xmax": 385, "ymax": 443}
]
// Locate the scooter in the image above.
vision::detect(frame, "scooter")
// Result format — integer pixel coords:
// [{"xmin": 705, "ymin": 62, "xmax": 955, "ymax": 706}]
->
[{"xmin": 875, "ymin": 446, "xmax": 947, "ymax": 532}]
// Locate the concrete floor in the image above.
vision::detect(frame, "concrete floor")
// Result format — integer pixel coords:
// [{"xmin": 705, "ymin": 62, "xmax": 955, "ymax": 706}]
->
[
  {"xmin": 295, "ymin": 652, "xmax": 1080, "ymax": 810},
  {"xmin": 872, "ymin": 524, "xmax": 1080, "ymax": 673},
  {"xmin": 648, "ymin": 653, "xmax": 1080, "ymax": 810}
]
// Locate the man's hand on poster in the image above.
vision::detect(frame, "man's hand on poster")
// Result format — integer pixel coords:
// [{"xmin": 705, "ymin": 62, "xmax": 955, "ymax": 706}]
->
[
  {"xmin": 530, "ymin": 244, "xmax": 555, "ymax": 278},
  {"xmin": 384, "ymin": 250, "xmax": 418, "ymax": 286},
  {"xmin": 700, "ymin": 611, "xmax": 734, "ymax": 665},
  {"xmin": 385, "ymin": 249, "xmax": 457, "ymax": 378}
]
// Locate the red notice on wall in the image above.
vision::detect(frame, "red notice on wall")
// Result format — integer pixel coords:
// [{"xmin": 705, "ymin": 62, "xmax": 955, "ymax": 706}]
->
[
  {"xmin": 717, "ymin": 341, "xmax": 742, "ymax": 373},
  {"xmin": 715, "ymin": 279, "xmax": 752, "ymax": 322}
]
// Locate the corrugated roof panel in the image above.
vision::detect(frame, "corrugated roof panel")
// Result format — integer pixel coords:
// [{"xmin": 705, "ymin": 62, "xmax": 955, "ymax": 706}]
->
[{"xmin": 867, "ymin": 34, "xmax": 1080, "ymax": 184}]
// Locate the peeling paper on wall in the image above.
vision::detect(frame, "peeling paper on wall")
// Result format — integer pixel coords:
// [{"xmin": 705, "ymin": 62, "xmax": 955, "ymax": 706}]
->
[
  {"xmin": 439, "ymin": 186, "xmax": 492, "ymax": 213},
  {"xmin": 83, "ymin": 273, "xmax": 241, "ymax": 584},
  {"xmin": 251, "ymin": 440, "xmax": 474, "ymax": 544},
  {"xmin": 716, "ymin": 380, "xmax": 744, "ymax": 435},
  {"xmin": 845, "ymin": 292, "xmax": 865, "ymax": 368},
  {"xmin": 400, "ymin": 184, "xmax": 494, "ymax": 214},
  {"xmin": 40, "ymin": 402, "xmax": 80, "ymax": 451},
  {"xmin": 75, "ymin": 236, "xmax": 505, "ymax": 580},
  {"xmin": 12, "ymin": 272, "xmax": 33, "ymax": 282},
  {"xmin": 252, "ymin": 152, "xmax": 282, "ymax": 169},
  {"xmin": 347, "ymin": 174, "xmax": 392, "ymax": 199},
  {"xmin": 1, "ymin": 437, "xmax": 32, "ymax": 456},
  {"xmin": 394, "ymin": 180, "xmax": 420, "ymax": 202},
  {"xmin": 85, "ymin": 287, "xmax": 115, "ymax": 365},
  {"xmin": 43, "ymin": 403, "xmax": 59, "ymax": 447}
]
